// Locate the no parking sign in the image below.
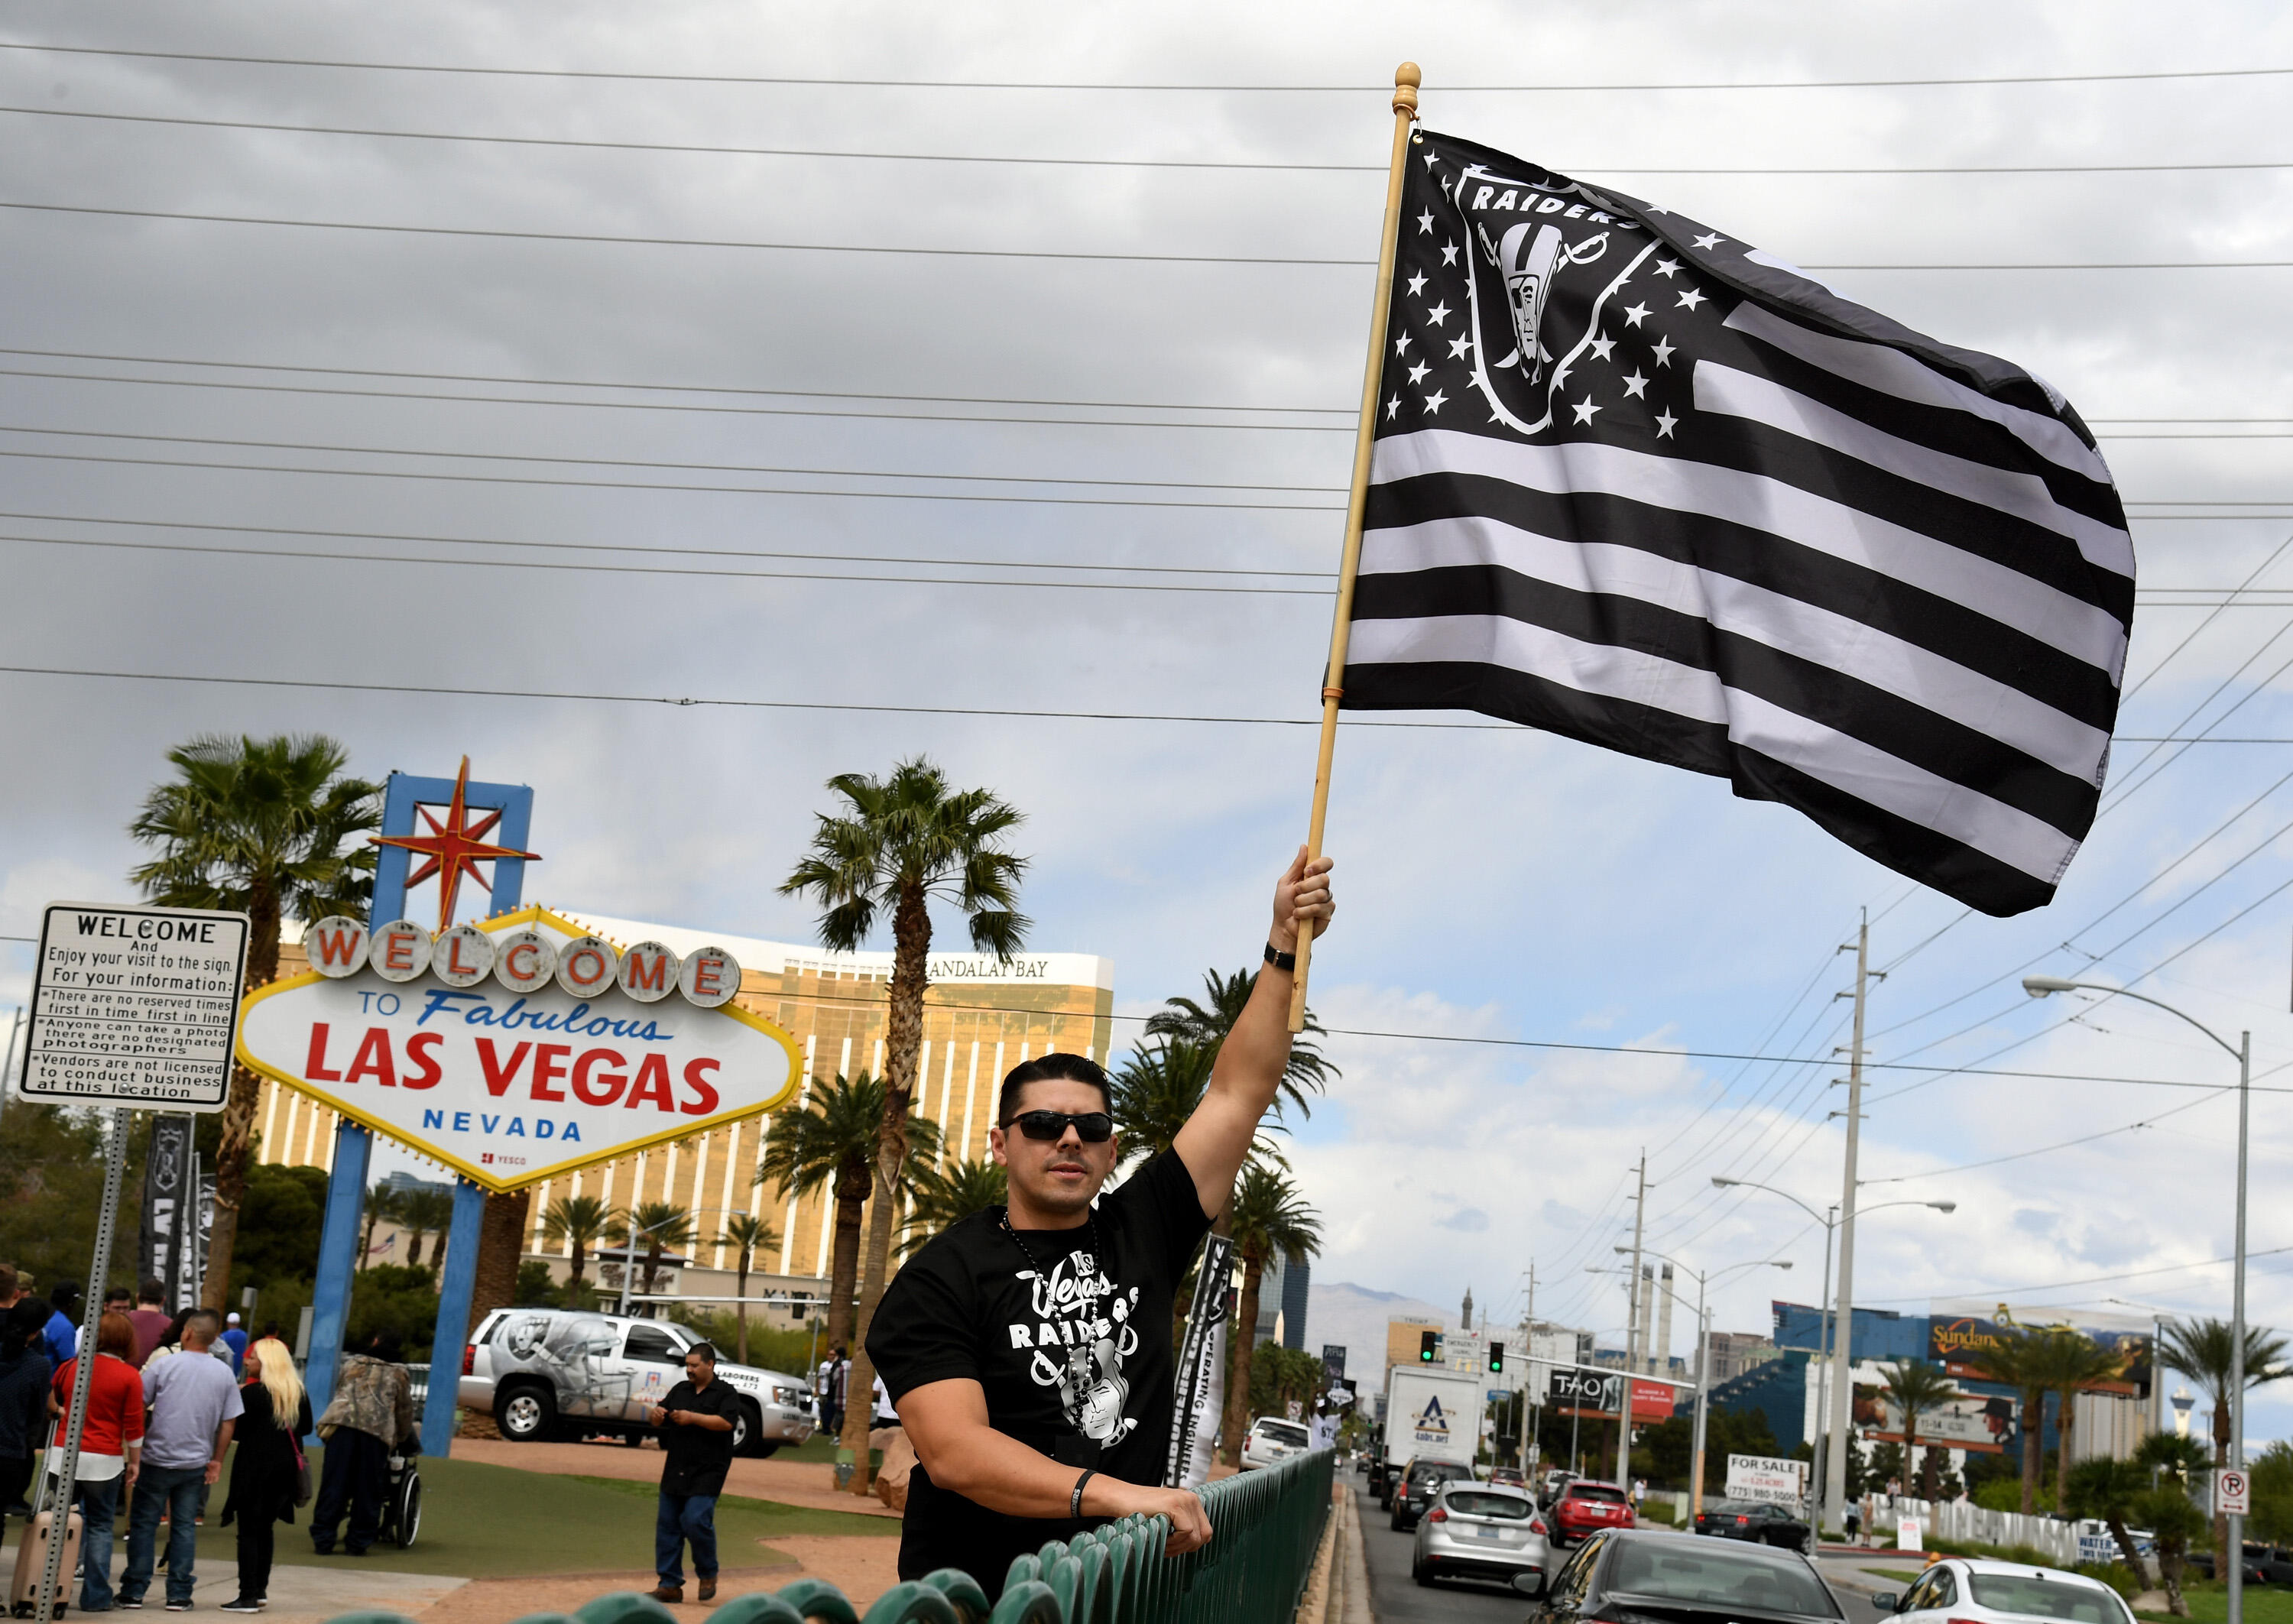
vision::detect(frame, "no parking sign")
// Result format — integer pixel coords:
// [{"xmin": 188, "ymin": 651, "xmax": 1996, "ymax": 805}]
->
[{"xmin": 2218, "ymin": 1469, "xmax": 2252, "ymax": 1516}]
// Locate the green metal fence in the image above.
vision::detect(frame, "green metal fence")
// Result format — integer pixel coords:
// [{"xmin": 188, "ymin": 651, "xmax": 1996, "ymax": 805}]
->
[{"xmin": 325, "ymin": 1447, "xmax": 1335, "ymax": 1624}]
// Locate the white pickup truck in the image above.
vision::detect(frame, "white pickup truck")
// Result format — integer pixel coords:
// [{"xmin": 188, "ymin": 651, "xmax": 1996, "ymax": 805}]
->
[{"xmin": 458, "ymin": 1306, "xmax": 816, "ymax": 1456}]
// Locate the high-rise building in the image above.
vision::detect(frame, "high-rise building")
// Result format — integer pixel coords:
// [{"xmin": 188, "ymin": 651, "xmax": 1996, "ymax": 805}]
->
[{"xmin": 1280, "ymin": 1253, "xmax": 1310, "ymax": 1350}]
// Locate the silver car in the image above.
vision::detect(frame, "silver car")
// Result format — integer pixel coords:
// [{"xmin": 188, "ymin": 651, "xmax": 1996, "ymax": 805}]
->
[
  {"xmin": 1412, "ymin": 1480, "xmax": 1551, "ymax": 1590},
  {"xmin": 458, "ymin": 1307, "xmax": 815, "ymax": 1456}
]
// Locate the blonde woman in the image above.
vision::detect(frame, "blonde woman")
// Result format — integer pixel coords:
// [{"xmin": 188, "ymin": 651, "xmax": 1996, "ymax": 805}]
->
[{"xmin": 219, "ymin": 1337, "xmax": 311, "ymax": 1613}]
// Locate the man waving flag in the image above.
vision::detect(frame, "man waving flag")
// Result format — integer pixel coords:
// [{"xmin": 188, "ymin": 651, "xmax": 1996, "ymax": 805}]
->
[{"xmin": 1340, "ymin": 129, "xmax": 2132, "ymax": 918}]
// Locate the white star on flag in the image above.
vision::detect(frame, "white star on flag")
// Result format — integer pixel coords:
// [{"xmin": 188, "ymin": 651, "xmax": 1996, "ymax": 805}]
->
[
  {"xmin": 1588, "ymin": 334, "xmax": 1617, "ymax": 361},
  {"xmin": 1425, "ymin": 300, "xmax": 1451, "ymax": 326},
  {"xmin": 1572, "ymin": 398, "xmax": 1601, "ymax": 424},
  {"xmin": 1677, "ymin": 288, "xmax": 1707, "ymax": 311},
  {"xmin": 1622, "ymin": 303, "xmax": 1650, "ymax": 328},
  {"xmin": 1653, "ymin": 258, "xmax": 1681, "ymax": 278},
  {"xmin": 1654, "ymin": 408, "xmax": 1678, "ymax": 437},
  {"xmin": 1406, "ymin": 271, "xmax": 1427, "ymax": 297},
  {"xmin": 1651, "ymin": 337, "xmax": 1676, "ymax": 367},
  {"xmin": 1423, "ymin": 389, "xmax": 1448, "ymax": 414},
  {"xmin": 1386, "ymin": 394, "xmax": 1400, "ymax": 419},
  {"xmin": 1621, "ymin": 371, "xmax": 1649, "ymax": 398},
  {"xmin": 1407, "ymin": 361, "xmax": 1430, "ymax": 384},
  {"xmin": 1418, "ymin": 209, "xmax": 1435, "ymax": 234},
  {"xmin": 1691, "ymin": 232, "xmax": 1723, "ymax": 249},
  {"xmin": 1446, "ymin": 333, "xmax": 1472, "ymax": 359},
  {"xmin": 1441, "ymin": 241, "xmax": 1459, "ymax": 266},
  {"xmin": 1395, "ymin": 332, "xmax": 1412, "ymax": 355}
]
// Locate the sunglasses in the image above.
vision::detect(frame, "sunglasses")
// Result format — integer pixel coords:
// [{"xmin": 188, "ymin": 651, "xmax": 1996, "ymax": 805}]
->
[{"xmin": 1001, "ymin": 1109, "xmax": 1115, "ymax": 1143}]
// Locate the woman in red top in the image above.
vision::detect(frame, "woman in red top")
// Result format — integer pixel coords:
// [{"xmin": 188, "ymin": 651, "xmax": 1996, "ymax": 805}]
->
[{"xmin": 49, "ymin": 1311, "xmax": 145, "ymax": 1614}]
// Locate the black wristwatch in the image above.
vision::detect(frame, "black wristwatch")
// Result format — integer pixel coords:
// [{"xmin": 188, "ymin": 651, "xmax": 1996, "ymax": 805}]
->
[{"xmin": 1263, "ymin": 942, "xmax": 1297, "ymax": 973}]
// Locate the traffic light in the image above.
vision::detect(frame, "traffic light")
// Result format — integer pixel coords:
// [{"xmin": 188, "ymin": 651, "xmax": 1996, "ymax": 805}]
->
[
  {"xmin": 1488, "ymin": 1340, "xmax": 1505, "ymax": 1373},
  {"xmin": 1419, "ymin": 1330, "xmax": 1440, "ymax": 1363}
]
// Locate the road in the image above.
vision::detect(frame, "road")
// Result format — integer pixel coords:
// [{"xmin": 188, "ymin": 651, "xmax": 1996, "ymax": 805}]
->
[{"xmin": 1346, "ymin": 1473, "xmax": 1905, "ymax": 1624}]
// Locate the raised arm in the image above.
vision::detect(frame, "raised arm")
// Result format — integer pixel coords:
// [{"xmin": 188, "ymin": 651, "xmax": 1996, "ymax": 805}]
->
[
  {"xmin": 897, "ymin": 1377, "xmax": 1213, "ymax": 1552},
  {"xmin": 1172, "ymin": 848, "xmax": 1335, "ymax": 1219}
]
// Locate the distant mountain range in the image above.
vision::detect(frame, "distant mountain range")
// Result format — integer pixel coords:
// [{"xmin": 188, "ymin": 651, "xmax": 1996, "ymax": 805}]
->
[{"xmin": 1305, "ymin": 1280, "xmax": 1460, "ymax": 1383}]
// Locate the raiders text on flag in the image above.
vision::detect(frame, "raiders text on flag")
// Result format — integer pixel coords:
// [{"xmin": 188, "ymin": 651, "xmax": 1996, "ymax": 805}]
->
[{"xmin": 1341, "ymin": 130, "xmax": 2132, "ymax": 916}]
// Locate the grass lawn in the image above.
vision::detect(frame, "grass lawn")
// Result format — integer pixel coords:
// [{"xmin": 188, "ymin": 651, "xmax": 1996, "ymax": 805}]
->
[
  {"xmin": 1867, "ymin": 1570, "xmax": 1926, "ymax": 1583},
  {"xmin": 169, "ymin": 1450, "xmax": 890, "ymax": 1580},
  {"xmin": 774, "ymin": 1434, "xmax": 881, "ymax": 1468},
  {"xmin": 2138, "ymin": 1583, "xmax": 2293, "ymax": 1624}
]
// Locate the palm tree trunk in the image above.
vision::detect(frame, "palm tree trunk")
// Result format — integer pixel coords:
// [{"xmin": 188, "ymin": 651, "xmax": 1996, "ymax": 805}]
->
[
  {"xmin": 204, "ymin": 879, "xmax": 281, "ymax": 1311},
  {"xmin": 1906, "ymin": 1422, "xmax": 1923, "ymax": 1501},
  {"xmin": 2056, "ymin": 1387, "xmax": 2077, "ymax": 1506},
  {"xmin": 642, "ymin": 1237, "xmax": 663, "ymax": 1298},
  {"xmin": 1221, "ymin": 1251, "xmax": 1267, "ymax": 1467},
  {"xmin": 735, "ymin": 1255, "xmax": 751, "ymax": 1366},
  {"xmin": 360, "ymin": 1205, "xmax": 380, "ymax": 1271},
  {"xmin": 826, "ymin": 1173, "xmax": 867, "ymax": 1352},
  {"xmin": 569, "ymin": 1238, "xmax": 586, "ymax": 1290},
  {"xmin": 840, "ymin": 879, "xmax": 931, "ymax": 1494},
  {"xmin": 471, "ymin": 1189, "xmax": 530, "ymax": 1324},
  {"xmin": 2019, "ymin": 1389, "xmax": 2042, "ymax": 1515}
]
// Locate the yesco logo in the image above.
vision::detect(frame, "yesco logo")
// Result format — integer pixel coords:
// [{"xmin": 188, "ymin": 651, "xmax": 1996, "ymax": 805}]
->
[{"xmin": 1414, "ymin": 1396, "xmax": 1451, "ymax": 1438}]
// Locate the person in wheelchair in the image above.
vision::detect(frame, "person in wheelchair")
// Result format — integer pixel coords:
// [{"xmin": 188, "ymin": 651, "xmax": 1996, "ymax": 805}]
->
[{"xmin": 310, "ymin": 1333, "xmax": 414, "ymax": 1557}]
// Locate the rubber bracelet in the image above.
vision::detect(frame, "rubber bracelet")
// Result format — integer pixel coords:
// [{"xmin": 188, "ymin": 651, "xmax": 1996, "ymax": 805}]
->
[{"xmin": 1072, "ymin": 1468, "xmax": 1095, "ymax": 1519}]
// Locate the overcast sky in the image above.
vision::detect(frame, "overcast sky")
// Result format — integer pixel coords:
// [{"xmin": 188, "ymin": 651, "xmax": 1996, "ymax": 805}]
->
[{"xmin": 5, "ymin": 1, "xmax": 2292, "ymax": 1432}]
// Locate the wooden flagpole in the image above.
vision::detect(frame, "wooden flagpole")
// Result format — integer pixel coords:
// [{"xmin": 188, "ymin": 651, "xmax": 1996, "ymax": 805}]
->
[{"xmin": 1289, "ymin": 60, "xmax": 1420, "ymax": 1032}]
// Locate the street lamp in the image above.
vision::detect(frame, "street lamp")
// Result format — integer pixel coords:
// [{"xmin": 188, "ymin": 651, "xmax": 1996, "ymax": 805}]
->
[
  {"xmin": 1609, "ymin": 1247, "xmax": 1792, "ymax": 1516},
  {"xmin": 2025, "ymin": 974, "xmax": 2250, "ymax": 1624},
  {"xmin": 1712, "ymin": 1178, "xmax": 1954, "ymax": 1527}
]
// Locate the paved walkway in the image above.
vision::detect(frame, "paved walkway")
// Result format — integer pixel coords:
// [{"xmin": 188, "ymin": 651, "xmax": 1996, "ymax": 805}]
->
[{"xmin": 449, "ymin": 1438, "xmax": 902, "ymax": 1519}]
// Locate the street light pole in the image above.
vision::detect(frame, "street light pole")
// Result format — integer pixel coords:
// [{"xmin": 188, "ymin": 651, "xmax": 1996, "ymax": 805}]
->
[
  {"xmin": 1614, "ymin": 1250, "xmax": 1791, "ymax": 1515},
  {"xmin": 1828, "ymin": 913, "xmax": 1871, "ymax": 1537},
  {"xmin": 2023, "ymin": 975, "xmax": 2249, "ymax": 1624}
]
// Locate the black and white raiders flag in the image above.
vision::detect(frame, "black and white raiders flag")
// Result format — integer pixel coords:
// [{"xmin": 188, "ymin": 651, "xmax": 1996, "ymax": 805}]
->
[{"xmin": 1344, "ymin": 129, "xmax": 2132, "ymax": 916}]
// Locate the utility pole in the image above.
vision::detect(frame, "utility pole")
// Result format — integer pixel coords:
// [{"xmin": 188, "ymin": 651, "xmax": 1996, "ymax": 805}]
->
[
  {"xmin": 1824, "ymin": 914, "xmax": 1870, "ymax": 1535},
  {"xmin": 1522, "ymin": 1262, "xmax": 1537, "ymax": 1474},
  {"xmin": 1620, "ymin": 1152, "xmax": 1646, "ymax": 1490}
]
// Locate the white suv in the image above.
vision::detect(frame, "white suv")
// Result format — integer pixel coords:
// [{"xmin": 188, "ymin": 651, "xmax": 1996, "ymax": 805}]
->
[
  {"xmin": 459, "ymin": 1307, "xmax": 815, "ymax": 1456},
  {"xmin": 1240, "ymin": 1415, "xmax": 1314, "ymax": 1470}
]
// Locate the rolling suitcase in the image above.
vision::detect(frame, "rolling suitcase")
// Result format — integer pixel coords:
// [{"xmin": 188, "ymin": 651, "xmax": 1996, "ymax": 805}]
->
[{"xmin": 9, "ymin": 1508, "xmax": 85, "ymax": 1619}]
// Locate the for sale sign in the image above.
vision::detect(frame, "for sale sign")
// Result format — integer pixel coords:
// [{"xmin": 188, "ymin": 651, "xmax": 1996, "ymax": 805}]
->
[
  {"xmin": 1725, "ymin": 1453, "xmax": 1808, "ymax": 1506},
  {"xmin": 18, "ymin": 904, "xmax": 248, "ymax": 1110}
]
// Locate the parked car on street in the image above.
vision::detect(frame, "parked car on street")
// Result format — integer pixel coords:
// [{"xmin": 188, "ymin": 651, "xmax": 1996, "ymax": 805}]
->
[
  {"xmin": 1876, "ymin": 1557, "xmax": 2136, "ymax": 1624},
  {"xmin": 1693, "ymin": 1496, "xmax": 1813, "ymax": 1553},
  {"xmin": 1240, "ymin": 1416, "xmax": 1313, "ymax": 1470},
  {"xmin": 1527, "ymin": 1528, "xmax": 1846, "ymax": 1624},
  {"xmin": 1549, "ymin": 1477, "xmax": 1636, "ymax": 1546},
  {"xmin": 458, "ymin": 1306, "xmax": 815, "ymax": 1455},
  {"xmin": 1488, "ymin": 1466, "xmax": 1529, "ymax": 1487},
  {"xmin": 2188, "ymin": 1541, "xmax": 2293, "ymax": 1584},
  {"xmin": 1390, "ymin": 1457, "xmax": 1477, "ymax": 1532}
]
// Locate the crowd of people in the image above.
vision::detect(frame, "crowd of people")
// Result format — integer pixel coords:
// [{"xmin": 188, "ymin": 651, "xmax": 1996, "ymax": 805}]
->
[{"xmin": 0, "ymin": 1263, "xmax": 414, "ymax": 1614}]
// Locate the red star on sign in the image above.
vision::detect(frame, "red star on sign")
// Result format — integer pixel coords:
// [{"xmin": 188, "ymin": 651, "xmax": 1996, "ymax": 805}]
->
[{"xmin": 370, "ymin": 757, "xmax": 541, "ymax": 932}]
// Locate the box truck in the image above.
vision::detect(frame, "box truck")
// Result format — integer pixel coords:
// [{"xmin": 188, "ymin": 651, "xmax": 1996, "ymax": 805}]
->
[{"xmin": 1374, "ymin": 1366, "xmax": 1484, "ymax": 1505}]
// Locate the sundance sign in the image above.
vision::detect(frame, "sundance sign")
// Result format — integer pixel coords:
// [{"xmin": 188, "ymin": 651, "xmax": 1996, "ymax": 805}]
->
[{"xmin": 238, "ymin": 907, "xmax": 801, "ymax": 1192}]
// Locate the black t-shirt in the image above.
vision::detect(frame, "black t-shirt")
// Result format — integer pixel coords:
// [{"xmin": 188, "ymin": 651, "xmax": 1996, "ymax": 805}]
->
[
  {"xmin": 656, "ymin": 1376, "xmax": 741, "ymax": 1497},
  {"xmin": 865, "ymin": 1146, "xmax": 1211, "ymax": 1596}
]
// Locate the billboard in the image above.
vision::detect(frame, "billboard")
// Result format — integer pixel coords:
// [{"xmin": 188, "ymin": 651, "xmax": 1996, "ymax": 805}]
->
[
  {"xmin": 1870, "ymin": 1392, "xmax": 2017, "ymax": 1454},
  {"xmin": 1928, "ymin": 1300, "xmax": 2152, "ymax": 1395}
]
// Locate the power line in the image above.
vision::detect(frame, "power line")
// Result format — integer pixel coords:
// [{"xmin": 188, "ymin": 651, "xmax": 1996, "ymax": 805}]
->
[
  {"xmin": 0, "ymin": 444, "xmax": 1346, "ymax": 512},
  {"xmin": 6, "ymin": 199, "xmax": 2289, "ymax": 270},
  {"xmin": 4, "ymin": 41, "xmax": 2288, "ymax": 92},
  {"xmin": 1857, "ymin": 1244, "xmax": 2293, "ymax": 1305},
  {"xmin": 8, "ymin": 102, "xmax": 2292, "ymax": 180},
  {"xmin": 1860, "ymin": 1088, "xmax": 2227, "ymax": 1184},
  {"xmin": 0, "ymin": 420, "xmax": 1341, "ymax": 495}
]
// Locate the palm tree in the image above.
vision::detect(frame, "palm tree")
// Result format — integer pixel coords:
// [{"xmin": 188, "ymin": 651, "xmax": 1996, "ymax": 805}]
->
[
  {"xmin": 540, "ymin": 1194, "xmax": 618, "ymax": 1295},
  {"xmin": 2065, "ymin": 1456, "xmax": 2154, "ymax": 1586},
  {"xmin": 396, "ymin": 1187, "xmax": 456, "ymax": 1272},
  {"xmin": 1966, "ymin": 1329, "xmax": 2050, "ymax": 1515},
  {"xmin": 358, "ymin": 1185, "xmax": 406, "ymax": 1271},
  {"xmin": 1878, "ymin": 1359, "xmax": 1961, "ymax": 1501},
  {"xmin": 1143, "ymin": 967, "xmax": 1338, "ymax": 1121},
  {"xmin": 2025, "ymin": 1327, "xmax": 2127, "ymax": 1505},
  {"xmin": 754, "ymin": 1074, "xmax": 942, "ymax": 1354},
  {"xmin": 2160, "ymin": 1316, "xmax": 2292, "ymax": 1583},
  {"xmin": 1218, "ymin": 1163, "xmax": 1322, "ymax": 1466},
  {"xmin": 717, "ymin": 1214, "xmax": 780, "ymax": 1366},
  {"xmin": 2136, "ymin": 1431, "xmax": 2214, "ymax": 1618},
  {"xmin": 779, "ymin": 757, "xmax": 1027, "ymax": 1491},
  {"xmin": 900, "ymin": 1157, "xmax": 1007, "ymax": 1256},
  {"xmin": 618, "ymin": 1201, "xmax": 697, "ymax": 1298},
  {"xmin": 1111, "ymin": 1039, "xmax": 1283, "ymax": 1176},
  {"xmin": 130, "ymin": 732, "xmax": 381, "ymax": 1309}
]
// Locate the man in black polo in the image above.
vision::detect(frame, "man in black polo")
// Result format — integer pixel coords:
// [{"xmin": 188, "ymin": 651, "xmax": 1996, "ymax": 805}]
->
[
  {"xmin": 645, "ymin": 1341, "xmax": 739, "ymax": 1604},
  {"xmin": 867, "ymin": 849, "xmax": 1335, "ymax": 1598}
]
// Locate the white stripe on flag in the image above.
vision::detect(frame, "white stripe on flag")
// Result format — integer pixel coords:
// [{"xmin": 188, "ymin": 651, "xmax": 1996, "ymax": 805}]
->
[
  {"xmin": 1360, "ymin": 514, "xmax": 2111, "ymax": 781},
  {"xmin": 1693, "ymin": 362, "xmax": 2135, "ymax": 577},
  {"xmin": 1370, "ymin": 430, "xmax": 2127, "ymax": 678},
  {"xmin": 1721, "ymin": 300, "xmax": 2119, "ymax": 494},
  {"xmin": 1349, "ymin": 612, "xmax": 2075, "ymax": 883}
]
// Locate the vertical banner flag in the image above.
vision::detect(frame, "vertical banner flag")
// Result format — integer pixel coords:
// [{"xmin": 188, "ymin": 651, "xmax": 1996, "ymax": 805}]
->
[
  {"xmin": 138, "ymin": 1114, "xmax": 193, "ymax": 1296},
  {"xmin": 1166, "ymin": 1234, "xmax": 1236, "ymax": 1489},
  {"xmin": 1343, "ymin": 131, "xmax": 2132, "ymax": 916}
]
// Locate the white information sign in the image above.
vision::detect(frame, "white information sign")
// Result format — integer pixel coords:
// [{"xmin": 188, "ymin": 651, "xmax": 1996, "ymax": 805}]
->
[
  {"xmin": 2217, "ymin": 1468, "xmax": 2251, "ymax": 1516},
  {"xmin": 1725, "ymin": 1453, "xmax": 1808, "ymax": 1506},
  {"xmin": 1896, "ymin": 1517, "xmax": 1923, "ymax": 1553},
  {"xmin": 18, "ymin": 903, "xmax": 248, "ymax": 1111}
]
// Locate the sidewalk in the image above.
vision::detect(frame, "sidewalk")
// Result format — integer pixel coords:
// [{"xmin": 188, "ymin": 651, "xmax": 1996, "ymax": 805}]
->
[{"xmin": 449, "ymin": 1437, "xmax": 902, "ymax": 1519}]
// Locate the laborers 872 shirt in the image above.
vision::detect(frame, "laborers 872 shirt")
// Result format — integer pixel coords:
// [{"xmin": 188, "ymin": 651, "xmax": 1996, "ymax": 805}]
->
[{"xmin": 865, "ymin": 1147, "xmax": 1212, "ymax": 1598}]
